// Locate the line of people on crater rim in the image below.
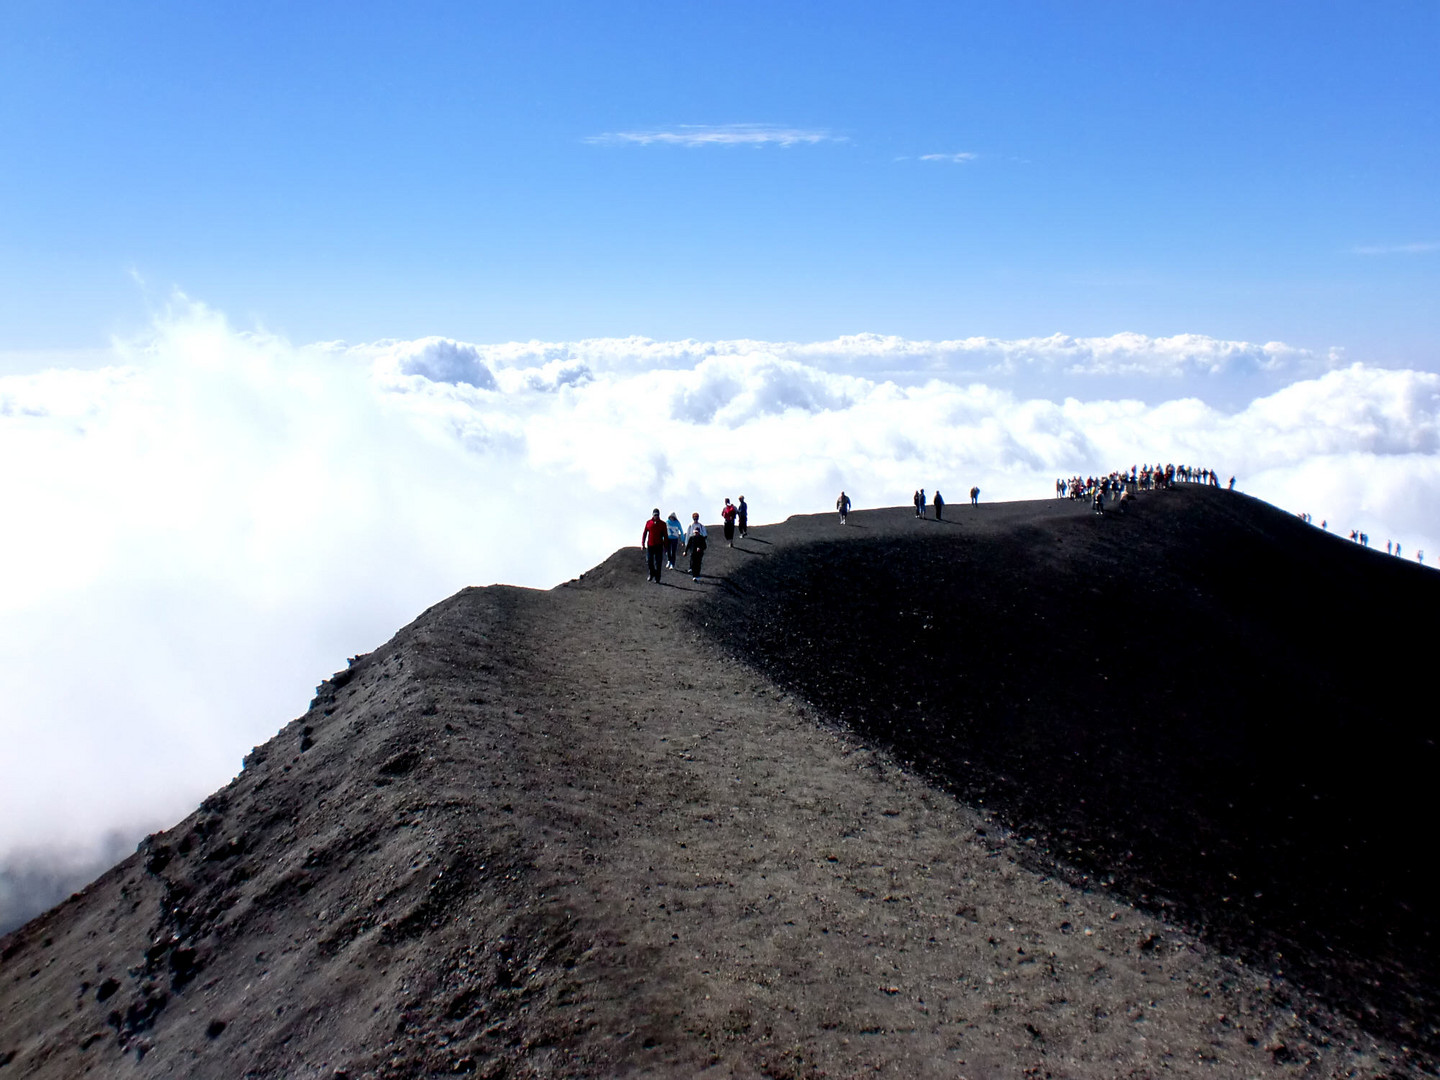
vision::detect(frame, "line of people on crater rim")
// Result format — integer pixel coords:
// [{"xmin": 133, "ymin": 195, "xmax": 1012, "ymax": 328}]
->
[
  {"xmin": 641, "ymin": 495, "xmax": 749, "ymax": 584},
  {"xmin": 904, "ymin": 486, "xmax": 982, "ymax": 522},
  {"xmin": 646, "ymin": 463, "xmax": 1429, "ymax": 589},
  {"xmin": 1293, "ymin": 513, "xmax": 1426, "ymax": 565}
]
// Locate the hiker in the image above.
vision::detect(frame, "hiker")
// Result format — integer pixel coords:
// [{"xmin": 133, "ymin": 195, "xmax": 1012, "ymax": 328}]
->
[
  {"xmin": 1227, "ymin": 476, "xmax": 1235, "ymax": 490},
  {"xmin": 934, "ymin": 490, "xmax": 945, "ymax": 521},
  {"xmin": 837, "ymin": 491, "xmax": 851, "ymax": 524},
  {"xmin": 913, "ymin": 490, "xmax": 921, "ymax": 517},
  {"xmin": 665, "ymin": 511, "xmax": 684, "ymax": 569},
  {"xmin": 721, "ymin": 498, "xmax": 738, "ymax": 546},
  {"xmin": 641, "ymin": 509, "xmax": 667, "ymax": 583},
  {"xmin": 685, "ymin": 513, "xmax": 708, "ymax": 581},
  {"xmin": 970, "ymin": 485, "xmax": 980, "ymax": 506},
  {"xmin": 919, "ymin": 489, "xmax": 927, "ymax": 518},
  {"xmin": 737, "ymin": 496, "xmax": 748, "ymax": 538}
]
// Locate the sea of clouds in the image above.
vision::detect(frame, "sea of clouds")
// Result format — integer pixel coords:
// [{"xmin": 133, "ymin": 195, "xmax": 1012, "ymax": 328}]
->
[{"xmin": 3, "ymin": 297, "xmax": 1438, "ymax": 929}]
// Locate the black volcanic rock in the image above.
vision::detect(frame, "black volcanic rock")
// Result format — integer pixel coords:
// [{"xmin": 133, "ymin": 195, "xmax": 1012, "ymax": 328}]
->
[
  {"xmin": 0, "ymin": 487, "xmax": 1430, "ymax": 1078},
  {"xmin": 702, "ymin": 486, "xmax": 1440, "ymax": 1054}
]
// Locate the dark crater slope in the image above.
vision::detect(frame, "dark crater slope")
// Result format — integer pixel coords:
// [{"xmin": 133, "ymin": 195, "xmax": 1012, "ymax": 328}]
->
[{"xmin": 703, "ymin": 486, "xmax": 1440, "ymax": 1054}]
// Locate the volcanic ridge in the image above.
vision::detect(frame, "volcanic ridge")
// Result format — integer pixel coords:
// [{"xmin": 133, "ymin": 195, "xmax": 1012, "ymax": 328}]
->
[{"xmin": 2, "ymin": 486, "xmax": 1436, "ymax": 1078}]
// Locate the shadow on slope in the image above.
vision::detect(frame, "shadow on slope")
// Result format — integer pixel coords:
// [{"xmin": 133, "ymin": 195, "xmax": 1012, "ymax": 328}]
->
[{"xmin": 701, "ymin": 487, "xmax": 1440, "ymax": 1058}]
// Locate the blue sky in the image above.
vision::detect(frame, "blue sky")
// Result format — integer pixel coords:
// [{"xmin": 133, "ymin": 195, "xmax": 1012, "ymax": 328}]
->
[{"xmin": 2, "ymin": 1, "xmax": 1437, "ymax": 361}]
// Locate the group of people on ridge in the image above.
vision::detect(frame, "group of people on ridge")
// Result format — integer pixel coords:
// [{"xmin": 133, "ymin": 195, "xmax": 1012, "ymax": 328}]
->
[
  {"xmin": 1336, "ymin": 528, "xmax": 1423, "ymax": 564},
  {"xmin": 908, "ymin": 487, "xmax": 981, "ymax": 521},
  {"xmin": 641, "ymin": 496, "xmax": 748, "ymax": 584},
  {"xmin": 1057, "ymin": 464, "xmax": 1231, "ymax": 502}
]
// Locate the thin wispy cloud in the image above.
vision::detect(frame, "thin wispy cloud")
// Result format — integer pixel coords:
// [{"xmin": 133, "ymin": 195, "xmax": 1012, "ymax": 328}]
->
[
  {"xmin": 919, "ymin": 152, "xmax": 978, "ymax": 164},
  {"xmin": 585, "ymin": 124, "xmax": 843, "ymax": 148},
  {"xmin": 1351, "ymin": 241, "xmax": 1440, "ymax": 256}
]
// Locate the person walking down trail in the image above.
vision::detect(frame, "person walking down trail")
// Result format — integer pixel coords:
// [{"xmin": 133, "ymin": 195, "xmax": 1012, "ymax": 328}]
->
[
  {"xmin": 686, "ymin": 513, "xmax": 708, "ymax": 581},
  {"xmin": 934, "ymin": 490, "xmax": 945, "ymax": 521},
  {"xmin": 970, "ymin": 485, "xmax": 980, "ymax": 506},
  {"xmin": 837, "ymin": 491, "xmax": 851, "ymax": 524},
  {"xmin": 641, "ymin": 509, "xmax": 667, "ymax": 583},
  {"xmin": 665, "ymin": 512, "xmax": 684, "ymax": 570},
  {"xmin": 737, "ymin": 496, "xmax": 748, "ymax": 538},
  {"xmin": 721, "ymin": 498, "xmax": 738, "ymax": 546}
]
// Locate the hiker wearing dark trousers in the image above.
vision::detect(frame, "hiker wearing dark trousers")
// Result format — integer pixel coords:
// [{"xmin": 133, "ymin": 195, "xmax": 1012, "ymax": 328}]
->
[
  {"xmin": 641, "ymin": 509, "xmax": 667, "ymax": 583},
  {"xmin": 934, "ymin": 491, "xmax": 945, "ymax": 521},
  {"xmin": 686, "ymin": 513, "xmax": 708, "ymax": 581},
  {"xmin": 665, "ymin": 512, "xmax": 684, "ymax": 569}
]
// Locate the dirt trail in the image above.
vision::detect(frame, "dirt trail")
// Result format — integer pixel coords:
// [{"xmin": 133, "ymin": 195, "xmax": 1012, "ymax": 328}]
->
[{"xmin": 0, "ymin": 497, "xmax": 1414, "ymax": 1077}]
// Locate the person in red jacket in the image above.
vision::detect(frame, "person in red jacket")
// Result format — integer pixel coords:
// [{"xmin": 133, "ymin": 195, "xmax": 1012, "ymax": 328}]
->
[
  {"xmin": 641, "ymin": 508, "xmax": 667, "ymax": 583},
  {"xmin": 721, "ymin": 498, "xmax": 738, "ymax": 546}
]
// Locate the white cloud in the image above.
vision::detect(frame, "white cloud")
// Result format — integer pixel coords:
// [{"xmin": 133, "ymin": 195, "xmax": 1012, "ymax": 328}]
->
[
  {"xmin": 2, "ymin": 302, "xmax": 1436, "ymax": 920},
  {"xmin": 919, "ymin": 152, "xmax": 977, "ymax": 163},
  {"xmin": 1351, "ymin": 241, "xmax": 1440, "ymax": 256},
  {"xmin": 402, "ymin": 329, "xmax": 1333, "ymax": 385},
  {"xmin": 585, "ymin": 124, "xmax": 843, "ymax": 148},
  {"xmin": 378, "ymin": 337, "xmax": 498, "ymax": 388}
]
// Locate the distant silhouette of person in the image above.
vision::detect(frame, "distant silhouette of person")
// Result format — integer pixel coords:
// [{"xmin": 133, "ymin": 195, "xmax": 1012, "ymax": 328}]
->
[
  {"xmin": 665, "ymin": 512, "xmax": 684, "ymax": 569},
  {"xmin": 1227, "ymin": 476, "xmax": 1235, "ymax": 490},
  {"xmin": 919, "ymin": 489, "xmax": 927, "ymax": 518},
  {"xmin": 641, "ymin": 509, "xmax": 667, "ymax": 583},
  {"xmin": 837, "ymin": 491, "xmax": 851, "ymax": 524},
  {"xmin": 970, "ymin": 485, "xmax": 980, "ymax": 506},
  {"xmin": 1092, "ymin": 489, "xmax": 1105, "ymax": 515},
  {"xmin": 1418, "ymin": 550, "xmax": 1424, "ymax": 565},
  {"xmin": 934, "ymin": 490, "xmax": 945, "ymax": 520},
  {"xmin": 1387, "ymin": 539, "xmax": 1393, "ymax": 555},
  {"xmin": 721, "ymin": 498, "xmax": 738, "ymax": 546},
  {"xmin": 913, "ymin": 490, "xmax": 921, "ymax": 517},
  {"xmin": 686, "ymin": 513, "xmax": 708, "ymax": 581},
  {"xmin": 737, "ymin": 496, "xmax": 748, "ymax": 538},
  {"xmin": 1396, "ymin": 542, "xmax": 1402, "ymax": 558}
]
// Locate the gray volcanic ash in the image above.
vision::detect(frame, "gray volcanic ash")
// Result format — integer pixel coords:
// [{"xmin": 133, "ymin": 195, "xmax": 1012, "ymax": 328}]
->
[{"xmin": 0, "ymin": 488, "xmax": 1426, "ymax": 1078}]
